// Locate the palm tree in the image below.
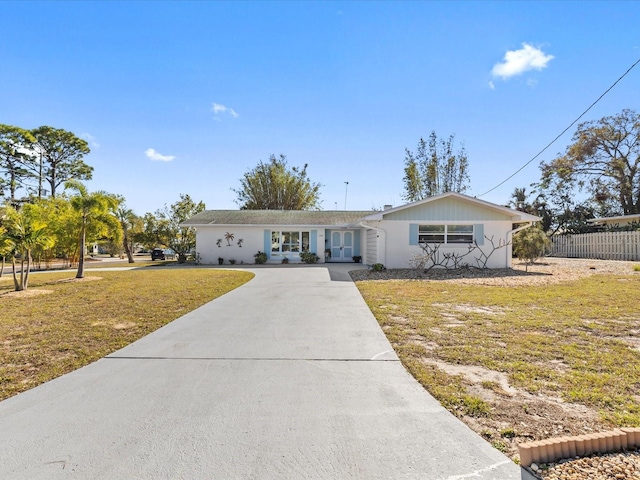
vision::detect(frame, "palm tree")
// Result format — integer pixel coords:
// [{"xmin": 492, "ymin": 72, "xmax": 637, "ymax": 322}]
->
[
  {"xmin": 65, "ymin": 180, "xmax": 121, "ymax": 279},
  {"xmin": 3, "ymin": 204, "xmax": 52, "ymax": 291},
  {"xmin": 116, "ymin": 206, "xmax": 137, "ymax": 263},
  {"xmin": 509, "ymin": 187, "xmax": 530, "ymax": 211},
  {"xmin": 0, "ymin": 223, "xmax": 14, "ymax": 278}
]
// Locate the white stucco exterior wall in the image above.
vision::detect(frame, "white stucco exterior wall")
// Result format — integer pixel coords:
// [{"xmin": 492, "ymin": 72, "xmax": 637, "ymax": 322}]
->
[
  {"xmin": 195, "ymin": 222, "xmax": 518, "ymax": 268},
  {"xmin": 376, "ymin": 220, "xmax": 515, "ymax": 269},
  {"xmin": 195, "ymin": 227, "xmax": 266, "ymax": 265},
  {"xmin": 195, "ymin": 226, "xmax": 329, "ymax": 265}
]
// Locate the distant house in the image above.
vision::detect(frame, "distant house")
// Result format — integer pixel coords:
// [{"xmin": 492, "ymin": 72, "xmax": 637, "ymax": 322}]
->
[
  {"xmin": 552, "ymin": 214, "xmax": 640, "ymax": 260},
  {"xmin": 587, "ymin": 214, "xmax": 640, "ymax": 229},
  {"xmin": 182, "ymin": 192, "xmax": 540, "ymax": 269}
]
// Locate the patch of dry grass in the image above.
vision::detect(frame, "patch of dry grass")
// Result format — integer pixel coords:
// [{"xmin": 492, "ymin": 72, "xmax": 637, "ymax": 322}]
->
[
  {"xmin": 0, "ymin": 268, "xmax": 253, "ymax": 400},
  {"xmin": 356, "ymin": 273, "xmax": 640, "ymax": 458},
  {"xmin": 85, "ymin": 260, "xmax": 160, "ymax": 268}
]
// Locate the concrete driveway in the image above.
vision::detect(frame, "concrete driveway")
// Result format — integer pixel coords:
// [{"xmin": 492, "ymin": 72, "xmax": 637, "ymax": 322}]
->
[{"xmin": 0, "ymin": 266, "xmax": 528, "ymax": 479}]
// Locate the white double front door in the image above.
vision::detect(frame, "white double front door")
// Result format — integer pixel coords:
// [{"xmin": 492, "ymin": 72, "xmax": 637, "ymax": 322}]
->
[{"xmin": 330, "ymin": 230, "xmax": 353, "ymax": 262}]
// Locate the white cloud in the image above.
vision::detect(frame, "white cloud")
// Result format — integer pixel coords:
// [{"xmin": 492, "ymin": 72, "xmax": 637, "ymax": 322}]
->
[
  {"xmin": 145, "ymin": 148, "xmax": 176, "ymax": 162},
  {"xmin": 488, "ymin": 80, "xmax": 495, "ymax": 90},
  {"xmin": 211, "ymin": 102, "xmax": 239, "ymax": 118},
  {"xmin": 491, "ymin": 43, "xmax": 554, "ymax": 80},
  {"xmin": 82, "ymin": 133, "xmax": 100, "ymax": 148}
]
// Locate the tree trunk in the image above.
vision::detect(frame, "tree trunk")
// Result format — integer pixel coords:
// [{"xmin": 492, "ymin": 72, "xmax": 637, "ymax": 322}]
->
[
  {"xmin": 11, "ymin": 255, "xmax": 20, "ymax": 291},
  {"xmin": 20, "ymin": 255, "xmax": 27, "ymax": 290},
  {"xmin": 23, "ymin": 249, "xmax": 31, "ymax": 290},
  {"xmin": 10, "ymin": 169, "xmax": 17, "ymax": 204},
  {"xmin": 38, "ymin": 154, "xmax": 43, "ymax": 199},
  {"xmin": 0, "ymin": 255, "xmax": 4, "ymax": 277},
  {"xmin": 49, "ymin": 167, "xmax": 57, "ymax": 198},
  {"xmin": 123, "ymin": 234, "xmax": 134, "ymax": 263},
  {"xmin": 76, "ymin": 219, "xmax": 86, "ymax": 279}
]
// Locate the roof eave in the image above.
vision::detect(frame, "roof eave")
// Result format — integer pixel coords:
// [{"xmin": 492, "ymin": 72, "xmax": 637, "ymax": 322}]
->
[
  {"xmin": 513, "ymin": 213, "xmax": 542, "ymax": 223},
  {"xmin": 366, "ymin": 192, "xmax": 535, "ymax": 220},
  {"xmin": 588, "ymin": 214, "xmax": 640, "ymax": 224},
  {"xmin": 180, "ymin": 222, "xmax": 362, "ymax": 228}
]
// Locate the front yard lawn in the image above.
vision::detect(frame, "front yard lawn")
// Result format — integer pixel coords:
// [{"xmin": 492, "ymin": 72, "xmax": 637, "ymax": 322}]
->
[
  {"xmin": 356, "ymin": 272, "xmax": 640, "ymax": 461},
  {"xmin": 0, "ymin": 268, "xmax": 253, "ymax": 401}
]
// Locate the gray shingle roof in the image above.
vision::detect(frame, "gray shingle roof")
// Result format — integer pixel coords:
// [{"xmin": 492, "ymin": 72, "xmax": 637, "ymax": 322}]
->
[{"xmin": 182, "ymin": 210, "xmax": 375, "ymax": 226}]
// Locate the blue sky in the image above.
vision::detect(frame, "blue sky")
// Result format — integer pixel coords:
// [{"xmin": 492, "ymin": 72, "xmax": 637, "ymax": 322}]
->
[{"xmin": 2, "ymin": 1, "xmax": 639, "ymax": 215}]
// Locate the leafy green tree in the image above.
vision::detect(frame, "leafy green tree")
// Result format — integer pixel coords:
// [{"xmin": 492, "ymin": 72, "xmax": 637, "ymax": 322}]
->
[
  {"xmin": 555, "ymin": 203, "xmax": 600, "ymax": 234},
  {"xmin": 139, "ymin": 212, "xmax": 163, "ymax": 251},
  {"xmin": 402, "ymin": 131, "xmax": 470, "ymax": 202},
  {"xmin": 2, "ymin": 203, "xmax": 53, "ymax": 291},
  {"xmin": 527, "ymin": 178, "xmax": 603, "ymax": 235},
  {"xmin": 32, "ymin": 126, "xmax": 93, "ymax": 198},
  {"xmin": 507, "ymin": 187, "xmax": 552, "ymax": 232},
  {"xmin": 27, "ymin": 199, "xmax": 58, "ymax": 269},
  {"xmin": 0, "ymin": 124, "xmax": 36, "ymax": 203},
  {"xmin": 65, "ymin": 180, "xmax": 121, "ymax": 278},
  {"xmin": 36, "ymin": 197, "xmax": 81, "ymax": 267},
  {"xmin": 540, "ymin": 109, "xmax": 640, "ymax": 216},
  {"xmin": 154, "ymin": 194, "xmax": 205, "ymax": 263},
  {"xmin": 234, "ymin": 154, "xmax": 322, "ymax": 210},
  {"xmin": 513, "ymin": 225, "xmax": 551, "ymax": 267},
  {"xmin": 96, "ymin": 196, "xmax": 125, "ymax": 259},
  {"xmin": 0, "ymin": 221, "xmax": 13, "ymax": 277},
  {"xmin": 98, "ymin": 233, "xmax": 124, "ymax": 259},
  {"xmin": 508, "ymin": 187, "xmax": 530, "ymax": 211},
  {"xmin": 128, "ymin": 212, "xmax": 144, "ymax": 250}
]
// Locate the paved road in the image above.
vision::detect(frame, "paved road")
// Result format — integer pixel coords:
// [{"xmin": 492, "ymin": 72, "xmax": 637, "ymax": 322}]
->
[{"xmin": 0, "ymin": 266, "xmax": 529, "ymax": 479}]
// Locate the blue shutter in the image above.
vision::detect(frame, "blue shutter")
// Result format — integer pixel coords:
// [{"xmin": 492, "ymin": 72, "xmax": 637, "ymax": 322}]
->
[
  {"xmin": 474, "ymin": 224, "xmax": 484, "ymax": 246},
  {"xmin": 409, "ymin": 224, "xmax": 419, "ymax": 245},
  {"xmin": 264, "ymin": 230, "xmax": 271, "ymax": 259},
  {"xmin": 310, "ymin": 230, "xmax": 317, "ymax": 253},
  {"xmin": 353, "ymin": 229, "xmax": 361, "ymax": 256}
]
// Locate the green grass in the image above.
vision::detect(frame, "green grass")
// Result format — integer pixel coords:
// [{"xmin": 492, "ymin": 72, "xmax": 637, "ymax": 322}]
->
[
  {"xmin": 356, "ymin": 274, "xmax": 640, "ymax": 427},
  {"xmin": 0, "ymin": 268, "xmax": 253, "ymax": 400}
]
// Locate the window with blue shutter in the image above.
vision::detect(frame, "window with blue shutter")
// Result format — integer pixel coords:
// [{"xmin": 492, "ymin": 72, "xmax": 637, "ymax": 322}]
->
[
  {"xmin": 263, "ymin": 230, "xmax": 271, "ymax": 258},
  {"xmin": 310, "ymin": 230, "xmax": 317, "ymax": 253},
  {"xmin": 409, "ymin": 224, "xmax": 419, "ymax": 245},
  {"xmin": 474, "ymin": 224, "xmax": 484, "ymax": 245}
]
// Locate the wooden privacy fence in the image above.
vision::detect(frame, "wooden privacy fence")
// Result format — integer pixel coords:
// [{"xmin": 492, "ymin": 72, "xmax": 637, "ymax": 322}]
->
[{"xmin": 551, "ymin": 231, "xmax": 640, "ymax": 260}]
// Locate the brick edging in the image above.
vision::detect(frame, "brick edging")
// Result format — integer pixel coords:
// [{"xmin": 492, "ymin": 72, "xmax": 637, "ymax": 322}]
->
[{"xmin": 518, "ymin": 428, "xmax": 640, "ymax": 467}]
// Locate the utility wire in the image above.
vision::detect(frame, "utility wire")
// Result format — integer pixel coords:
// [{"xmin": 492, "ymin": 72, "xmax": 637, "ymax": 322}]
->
[{"xmin": 478, "ymin": 56, "xmax": 640, "ymax": 198}]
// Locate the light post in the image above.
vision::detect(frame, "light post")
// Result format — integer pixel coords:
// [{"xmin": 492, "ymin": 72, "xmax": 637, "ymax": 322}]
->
[{"xmin": 344, "ymin": 181, "xmax": 349, "ymax": 210}]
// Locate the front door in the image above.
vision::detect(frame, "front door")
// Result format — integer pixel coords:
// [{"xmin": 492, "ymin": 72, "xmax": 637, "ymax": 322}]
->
[{"xmin": 330, "ymin": 230, "xmax": 353, "ymax": 262}]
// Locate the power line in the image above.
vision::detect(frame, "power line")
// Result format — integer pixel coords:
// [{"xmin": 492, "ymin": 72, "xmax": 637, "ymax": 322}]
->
[{"xmin": 478, "ymin": 56, "xmax": 640, "ymax": 198}]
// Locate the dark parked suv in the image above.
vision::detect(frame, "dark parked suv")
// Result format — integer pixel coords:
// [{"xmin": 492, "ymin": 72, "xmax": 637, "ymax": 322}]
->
[{"xmin": 151, "ymin": 248, "xmax": 166, "ymax": 261}]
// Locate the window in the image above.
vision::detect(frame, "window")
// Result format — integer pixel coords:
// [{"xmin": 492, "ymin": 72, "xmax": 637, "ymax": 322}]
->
[
  {"xmin": 271, "ymin": 231, "xmax": 310, "ymax": 254},
  {"xmin": 271, "ymin": 231, "xmax": 281, "ymax": 253},
  {"xmin": 418, "ymin": 224, "xmax": 473, "ymax": 244},
  {"xmin": 418, "ymin": 225, "xmax": 445, "ymax": 244},
  {"xmin": 446, "ymin": 225, "xmax": 474, "ymax": 243}
]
